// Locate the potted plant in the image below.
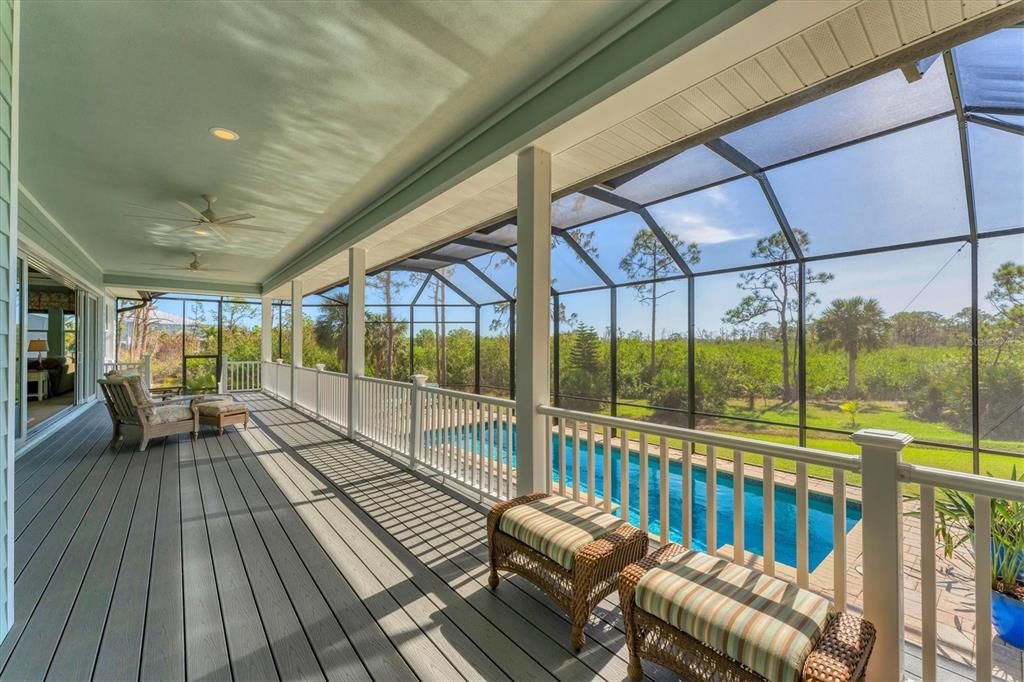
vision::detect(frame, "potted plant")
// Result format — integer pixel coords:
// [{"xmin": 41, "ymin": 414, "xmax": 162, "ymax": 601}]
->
[{"xmin": 931, "ymin": 469, "xmax": 1024, "ymax": 648}]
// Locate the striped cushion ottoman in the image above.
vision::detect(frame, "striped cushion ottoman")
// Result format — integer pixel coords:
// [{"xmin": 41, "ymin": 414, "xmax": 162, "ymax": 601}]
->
[
  {"xmin": 487, "ymin": 493, "xmax": 648, "ymax": 650},
  {"xmin": 619, "ymin": 544, "xmax": 876, "ymax": 682}
]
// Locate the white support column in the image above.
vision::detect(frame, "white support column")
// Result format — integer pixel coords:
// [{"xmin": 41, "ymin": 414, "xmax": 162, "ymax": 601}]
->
[
  {"xmin": 409, "ymin": 374, "xmax": 427, "ymax": 469},
  {"xmin": 290, "ymin": 279, "xmax": 303, "ymax": 406},
  {"xmin": 347, "ymin": 248, "xmax": 366, "ymax": 439},
  {"xmin": 291, "ymin": 279, "xmax": 303, "ymax": 367},
  {"xmin": 260, "ymin": 295, "xmax": 273, "ymax": 363},
  {"xmin": 852, "ymin": 428, "xmax": 912, "ymax": 682},
  {"xmin": 515, "ymin": 146, "xmax": 551, "ymax": 495}
]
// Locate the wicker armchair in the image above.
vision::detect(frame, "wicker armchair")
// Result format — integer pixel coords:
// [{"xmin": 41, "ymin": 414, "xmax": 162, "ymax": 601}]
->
[
  {"xmin": 487, "ymin": 493, "xmax": 649, "ymax": 650},
  {"xmin": 619, "ymin": 544, "xmax": 876, "ymax": 682}
]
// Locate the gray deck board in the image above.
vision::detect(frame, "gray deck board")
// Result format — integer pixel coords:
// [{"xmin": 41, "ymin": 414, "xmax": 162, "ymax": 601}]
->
[
  {"xmin": 189, "ymin": 434, "xmax": 279, "ymax": 681},
  {"xmin": 139, "ymin": 432, "xmax": 186, "ymax": 681},
  {"xmin": 13, "ymin": 423, "xmax": 108, "ymax": 542},
  {"xmin": 1, "ymin": 434, "xmax": 137, "ymax": 680},
  {"xmin": 13, "ymin": 415, "xmax": 99, "ymax": 502},
  {"xmin": 221, "ymin": 429, "xmax": 418, "ymax": 682},
  {"xmin": 196, "ymin": 433, "xmax": 326, "ymax": 682},
  {"xmin": 263, "ymin": 442, "xmax": 532, "ymax": 681},
  {"xmin": 179, "ymin": 432, "xmax": 233, "ymax": 681},
  {"xmin": 94, "ymin": 436, "xmax": 166, "ymax": 682},
  {"xmin": 0, "ymin": 432, "xmax": 123, "ymax": 669},
  {"xmin": 44, "ymin": 444, "xmax": 152, "ymax": 681},
  {"xmin": 207, "ymin": 434, "xmax": 367, "ymax": 681},
  {"xmin": 0, "ymin": 395, "xmax": 974, "ymax": 682}
]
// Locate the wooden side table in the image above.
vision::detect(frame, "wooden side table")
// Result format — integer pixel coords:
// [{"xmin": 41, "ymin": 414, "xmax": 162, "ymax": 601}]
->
[{"xmin": 27, "ymin": 370, "xmax": 49, "ymax": 401}]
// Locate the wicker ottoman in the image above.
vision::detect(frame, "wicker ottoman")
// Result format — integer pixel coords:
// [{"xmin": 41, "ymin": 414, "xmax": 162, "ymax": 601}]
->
[
  {"xmin": 487, "ymin": 493, "xmax": 648, "ymax": 650},
  {"xmin": 619, "ymin": 544, "xmax": 875, "ymax": 682},
  {"xmin": 192, "ymin": 398, "xmax": 249, "ymax": 435}
]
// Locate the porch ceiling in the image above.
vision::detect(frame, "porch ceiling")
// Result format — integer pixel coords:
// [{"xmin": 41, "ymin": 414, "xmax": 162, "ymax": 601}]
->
[
  {"xmin": 18, "ymin": 0, "xmax": 654, "ymax": 291},
  {"xmin": 276, "ymin": 0, "xmax": 1024, "ymax": 299}
]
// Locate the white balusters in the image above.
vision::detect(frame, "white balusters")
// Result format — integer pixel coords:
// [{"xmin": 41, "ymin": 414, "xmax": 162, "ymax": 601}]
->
[
  {"xmin": 659, "ymin": 439, "xmax": 669, "ymax": 545},
  {"xmin": 796, "ymin": 461, "xmax": 809, "ymax": 588},
  {"xmin": 733, "ymin": 451, "xmax": 744, "ymax": 564},
  {"xmin": 832, "ymin": 470, "xmax": 847, "ymax": 609},
  {"xmin": 558, "ymin": 418, "xmax": 566, "ymax": 497},
  {"xmin": 975, "ymin": 494, "xmax": 992, "ymax": 682},
  {"xmin": 707, "ymin": 445, "xmax": 717, "ymax": 555},
  {"xmin": 920, "ymin": 484, "xmax": 937, "ymax": 682},
  {"xmin": 682, "ymin": 440, "xmax": 692, "ymax": 549},
  {"xmin": 571, "ymin": 420, "xmax": 580, "ymax": 502},
  {"xmin": 762, "ymin": 455, "xmax": 775, "ymax": 576},
  {"xmin": 639, "ymin": 433, "xmax": 649, "ymax": 535},
  {"xmin": 602, "ymin": 425, "xmax": 612, "ymax": 513},
  {"xmin": 587, "ymin": 423, "xmax": 596, "ymax": 507},
  {"xmin": 619, "ymin": 428, "xmax": 630, "ymax": 523}
]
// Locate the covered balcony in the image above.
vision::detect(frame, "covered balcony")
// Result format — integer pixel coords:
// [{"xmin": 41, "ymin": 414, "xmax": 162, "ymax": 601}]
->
[{"xmin": 4, "ymin": 1, "xmax": 1024, "ymax": 681}]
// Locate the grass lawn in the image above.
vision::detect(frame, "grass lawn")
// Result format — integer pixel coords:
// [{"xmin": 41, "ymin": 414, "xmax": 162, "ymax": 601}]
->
[{"xmin": 603, "ymin": 398, "xmax": 1024, "ymax": 482}]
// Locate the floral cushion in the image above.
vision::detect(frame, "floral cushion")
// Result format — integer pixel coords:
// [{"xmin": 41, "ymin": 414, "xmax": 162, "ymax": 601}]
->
[
  {"xmin": 194, "ymin": 400, "xmax": 247, "ymax": 417},
  {"xmin": 150, "ymin": 405, "xmax": 194, "ymax": 425},
  {"xmin": 192, "ymin": 394, "xmax": 232, "ymax": 404},
  {"xmin": 498, "ymin": 495, "xmax": 626, "ymax": 569}
]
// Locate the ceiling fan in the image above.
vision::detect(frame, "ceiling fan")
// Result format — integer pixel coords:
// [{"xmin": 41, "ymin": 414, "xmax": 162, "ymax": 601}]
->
[
  {"xmin": 141, "ymin": 252, "xmax": 236, "ymax": 274},
  {"xmin": 126, "ymin": 194, "xmax": 285, "ymax": 242}
]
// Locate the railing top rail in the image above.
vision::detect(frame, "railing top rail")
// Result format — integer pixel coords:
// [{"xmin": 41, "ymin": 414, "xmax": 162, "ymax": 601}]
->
[
  {"xmin": 900, "ymin": 463, "xmax": 1024, "ymax": 502},
  {"xmin": 420, "ymin": 383, "xmax": 516, "ymax": 408},
  {"xmin": 355, "ymin": 375, "xmax": 413, "ymax": 388},
  {"xmin": 226, "ymin": 360, "xmax": 261, "ymax": 364},
  {"xmin": 294, "ymin": 365, "xmax": 318, "ymax": 374},
  {"xmin": 318, "ymin": 369, "xmax": 348, "ymax": 379},
  {"xmin": 538, "ymin": 404, "xmax": 861, "ymax": 472}
]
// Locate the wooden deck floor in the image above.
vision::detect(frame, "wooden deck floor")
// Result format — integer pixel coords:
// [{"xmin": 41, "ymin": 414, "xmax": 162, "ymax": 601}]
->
[{"xmin": 0, "ymin": 394, "xmax": 683, "ymax": 681}]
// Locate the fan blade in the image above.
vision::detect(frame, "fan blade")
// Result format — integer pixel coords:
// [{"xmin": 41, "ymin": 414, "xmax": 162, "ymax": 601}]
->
[
  {"xmin": 140, "ymin": 264, "xmax": 190, "ymax": 271},
  {"xmin": 125, "ymin": 214, "xmax": 200, "ymax": 222},
  {"xmin": 212, "ymin": 213, "xmax": 255, "ymax": 224},
  {"xmin": 215, "ymin": 223, "xmax": 286, "ymax": 234},
  {"xmin": 196, "ymin": 266, "xmax": 238, "ymax": 273},
  {"xmin": 210, "ymin": 224, "xmax": 231, "ymax": 242},
  {"xmin": 176, "ymin": 200, "xmax": 210, "ymax": 222}
]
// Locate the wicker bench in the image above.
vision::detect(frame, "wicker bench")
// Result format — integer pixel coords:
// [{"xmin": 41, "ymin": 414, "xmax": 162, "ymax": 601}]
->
[
  {"xmin": 620, "ymin": 544, "xmax": 875, "ymax": 682},
  {"xmin": 488, "ymin": 493, "xmax": 648, "ymax": 650}
]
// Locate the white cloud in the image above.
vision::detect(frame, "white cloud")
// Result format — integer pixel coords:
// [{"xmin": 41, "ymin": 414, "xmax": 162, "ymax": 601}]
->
[
  {"xmin": 652, "ymin": 208, "xmax": 754, "ymax": 244},
  {"xmin": 704, "ymin": 185, "xmax": 730, "ymax": 205}
]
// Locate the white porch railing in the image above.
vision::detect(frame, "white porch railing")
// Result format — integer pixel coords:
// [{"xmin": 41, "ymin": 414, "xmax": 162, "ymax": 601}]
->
[
  {"xmin": 418, "ymin": 384, "xmax": 517, "ymax": 499},
  {"xmin": 901, "ymin": 463, "xmax": 1024, "ymax": 682},
  {"xmin": 222, "ymin": 359, "xmax": 261, "ymax": 392},
  {"xmin": 103, "ymin": 354, "xmax": 152, "ymax": 387},
  {"xmin": 536, "ymin": 405, "xmax": 859, "ymax": 594},
  {"xmin": 253, "ymin": 371, "xmax": 1021, "ymax": 680},
  {"xmin": 261, "ymin": 360, "xmax": 292, "ymax": 401},
  {"xmin": 355, "ymin": 375, "xmax": 413, "ymax": 455}
]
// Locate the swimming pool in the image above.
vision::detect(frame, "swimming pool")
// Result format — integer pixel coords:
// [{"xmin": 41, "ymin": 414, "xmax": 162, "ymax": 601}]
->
[{"xmin": 441, "ymin": 421, "xmax": 861, "ymax": 572}]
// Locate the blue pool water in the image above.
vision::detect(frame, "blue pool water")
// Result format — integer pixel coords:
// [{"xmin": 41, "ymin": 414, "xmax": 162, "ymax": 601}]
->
[{"xmin": 437, "ymin": 422, "xmax": 861, "ymax": 571}]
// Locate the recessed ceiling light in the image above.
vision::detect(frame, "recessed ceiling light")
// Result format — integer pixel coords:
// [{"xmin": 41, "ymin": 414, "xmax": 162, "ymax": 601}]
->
[{"xmin": 209, "ymin": 127, "xmax": 239, "ymax": 141}]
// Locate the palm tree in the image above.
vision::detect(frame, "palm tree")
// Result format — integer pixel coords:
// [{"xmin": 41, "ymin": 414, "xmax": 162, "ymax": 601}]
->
[{"xmin": 815, "ymin": 297, "xmax": 888, "ymax": 399}]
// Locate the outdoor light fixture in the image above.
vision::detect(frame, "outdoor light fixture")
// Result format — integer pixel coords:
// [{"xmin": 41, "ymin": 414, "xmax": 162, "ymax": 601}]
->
[{"xmin": 209, "ymin": 127, "xmax": 240, "ymax": 141}]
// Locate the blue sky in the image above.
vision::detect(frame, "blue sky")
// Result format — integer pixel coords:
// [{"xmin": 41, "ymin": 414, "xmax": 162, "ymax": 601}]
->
[{"xmin": 297, "ymin": 32, "xmax": 1024, "ymax": 342}]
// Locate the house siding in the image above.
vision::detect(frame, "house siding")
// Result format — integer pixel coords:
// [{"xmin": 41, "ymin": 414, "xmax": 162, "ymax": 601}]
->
[{"xmin": 0, "ymin": 0, "xmax": 17, "ymax": 638}]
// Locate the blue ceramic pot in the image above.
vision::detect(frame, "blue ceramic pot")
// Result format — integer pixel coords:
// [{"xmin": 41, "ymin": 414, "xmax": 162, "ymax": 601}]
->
[{"xmin": 992, "ymin": 590, "xmax": 1024, "ymax": 649}]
